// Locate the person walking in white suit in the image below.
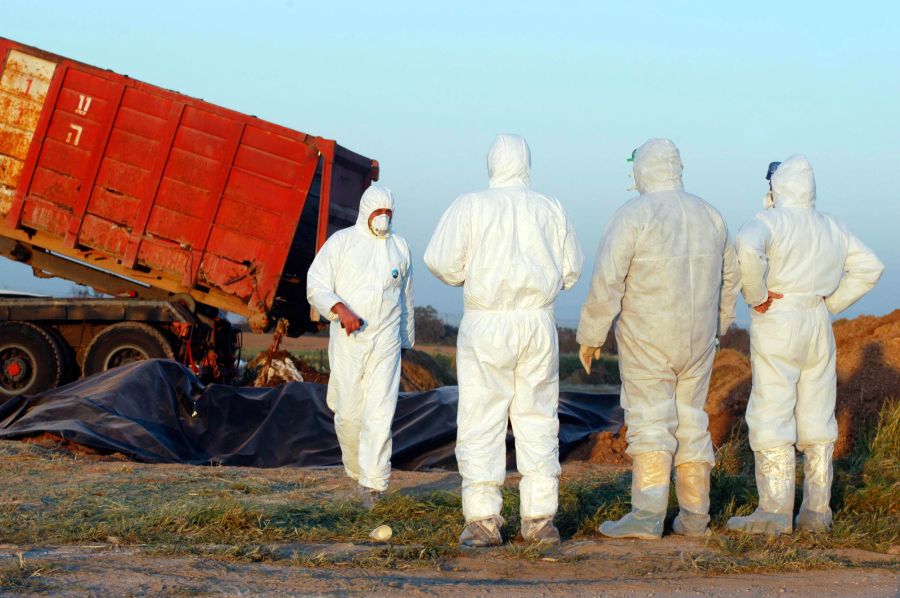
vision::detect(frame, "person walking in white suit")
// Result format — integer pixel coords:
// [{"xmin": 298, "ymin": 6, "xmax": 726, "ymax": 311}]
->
[{"xmin": 307, "ymin": 186, "xmax": 414, "ymax": 508}]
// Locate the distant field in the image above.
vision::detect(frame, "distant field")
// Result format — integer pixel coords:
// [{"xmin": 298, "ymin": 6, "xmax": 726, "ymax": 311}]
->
[{"xmin": 241, "ymin": 333, "xmax": 456, "ymax": 356}]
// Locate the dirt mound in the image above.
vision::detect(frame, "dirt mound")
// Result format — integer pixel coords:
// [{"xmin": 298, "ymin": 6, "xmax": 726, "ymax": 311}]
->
[
  {"xmin": 832, "ymin": 309, "xmax": 900, "ymax": 455},
  {"xmin": 569, "ymin": 426, "xmax": 631, "ymax": 465},
  {"xmin": 705, "ymin": 348, "xmax": 752, "ymax": 448},
  {"xmin": 400, "ymin": 350, "xmax": 456, "ymax": 392}
]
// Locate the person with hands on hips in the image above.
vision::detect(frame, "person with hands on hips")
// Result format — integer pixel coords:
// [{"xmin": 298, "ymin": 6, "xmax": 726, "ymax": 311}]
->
[{"xmin": 729, "ymin": 155, "xmax": 883, "ymax": 535}]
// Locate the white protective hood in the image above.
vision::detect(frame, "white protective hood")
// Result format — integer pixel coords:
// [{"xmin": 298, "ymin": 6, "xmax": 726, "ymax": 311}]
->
[
  {"xmin": 634, "ymin": 138, "xmax": 684, "ymax": 194},
  {"xmin": 487, "ymin": 134, "xmax": 531, "ymax": 188},
  {"xmin": 770, "ymin": 154, "xmax": 816, "ymax": 208},
  {"xmin": 355, "ymin": 186, "xmax": 395, "ymax": 236}
]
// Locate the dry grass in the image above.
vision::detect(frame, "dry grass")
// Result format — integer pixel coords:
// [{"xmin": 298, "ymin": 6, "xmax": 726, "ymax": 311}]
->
[
  {"xmin": 0, "ymin": 552, "xmax": 60, "ymax": 592},
  {"xmin": 0, "ymin": 401, "xmax": 896, "ymax": 573}
]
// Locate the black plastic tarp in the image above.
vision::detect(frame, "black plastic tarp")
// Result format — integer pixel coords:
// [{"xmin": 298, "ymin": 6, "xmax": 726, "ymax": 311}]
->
[{"xmin": 0, "ymin": 359, "xmax": 622, "ymax": 469}]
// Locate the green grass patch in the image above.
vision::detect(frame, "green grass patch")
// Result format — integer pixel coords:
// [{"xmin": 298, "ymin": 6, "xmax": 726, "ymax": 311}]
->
[
  {"xmin": 708, "ymin": 398, "xmax": 900, "ymax": 553},
  {"xmin": 559, "ymin": 354, "xmax": 621, "ymax": 385}
]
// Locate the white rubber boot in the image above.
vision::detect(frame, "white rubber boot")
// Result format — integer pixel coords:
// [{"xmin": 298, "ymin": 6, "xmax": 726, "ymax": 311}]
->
[
  {"xmin": 672, "ymin": 462, "xmax": 712, "ymax": 537},
  {"xmin": 726, "ymin": 445, "xmax": 795, "ymax": 535},
  {"xmin": 796, "ymin": 443, "xmax": 834, "ymax": 532},
  {"xmin": 599, "ymin": 451, "xmax": 671, "ymax": 540}
]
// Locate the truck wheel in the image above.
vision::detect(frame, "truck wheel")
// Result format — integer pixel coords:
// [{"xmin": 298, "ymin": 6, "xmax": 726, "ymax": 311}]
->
[
  {"xmin": 41, "ymin": 326, "xmax": 77, "ymax": 384},
  {"xmin": 82, "ymin": 322, "xmax": 175, "ymax": 376},
  {"xmin": 0, "ymin": 321, "xmax": 66, "ymax": 400}
]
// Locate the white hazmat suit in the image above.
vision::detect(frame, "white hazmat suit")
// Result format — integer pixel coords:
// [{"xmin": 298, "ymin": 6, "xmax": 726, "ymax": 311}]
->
[
  {"xmin": 307, "ymin": 186, "xmax": 414, "ymax": 496},
  {"xmin": 577, "ymin": 138, "xmax": 740, "ymax": 538},
  {"xmin": 728, "ymin": 155, "xmax": 883, "ymax": 534},
  {"xmin": 424, "ymin": 134, "xmax": 583, "ymax": 546}
]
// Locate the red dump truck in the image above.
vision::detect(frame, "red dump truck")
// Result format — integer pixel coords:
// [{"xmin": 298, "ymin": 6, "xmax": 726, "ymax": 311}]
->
[{"xmin": 0, "ymin": 37, "xmax": 378, "ymax": 398}]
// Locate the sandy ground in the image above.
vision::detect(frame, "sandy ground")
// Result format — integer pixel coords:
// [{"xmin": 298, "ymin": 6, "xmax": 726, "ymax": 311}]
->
[
  {"xmin": 1, "ymin": 542, "xmax": 897, "ymax": 597},
  {"xmin": 0, "ymin": 451, "xmax": 896, "ymax": 597}
]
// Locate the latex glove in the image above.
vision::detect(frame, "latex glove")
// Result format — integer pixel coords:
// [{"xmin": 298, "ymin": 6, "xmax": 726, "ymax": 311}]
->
[
  {"xmin": 579, "ymin": 345, "xmax": 602, "ymax": 375},
  {"xmin": 753, "ymin": 291, "xmax": 784, "ymax": 314},
  {"xmin": 332, "ymin": 302, "xmax": 364, "ymax": 335}
]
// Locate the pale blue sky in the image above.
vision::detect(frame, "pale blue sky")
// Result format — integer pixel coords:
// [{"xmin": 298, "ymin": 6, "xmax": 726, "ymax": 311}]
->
[{"xmin": 2, "ymin": 1, "xmax": 897, "ymax": 326}]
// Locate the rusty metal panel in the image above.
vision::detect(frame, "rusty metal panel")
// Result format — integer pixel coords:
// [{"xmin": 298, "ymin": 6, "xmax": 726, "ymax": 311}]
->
[
  {"xmin": 146, "ymin": 203, "xmax": 202, "ymax": 246},
  {"xmin": 0, "ymin": 49, "xmax": 57, "ymax": 216},
  {"xmin": 205, "ymin": 224, "xmax": 270, "ymax": 264},
  {"xmin": 155, "ymin": 177, "xmax": 209, "ymax": 219},
  {"xmin": 89, "ymin": 186, "xmax": 141, "ymax": 228},
  {"xmin": 162, "ymin": 148, "xmax": 221, "ymax": 190},
  {"xmin": 78, "ymin": 213, "xmax": 129, "ymax": 257},
  {"xmin": 94, "ymin": 157, "xmax": 148, "ymax": 200},
  {"xmin": 233, "ymin": 144, "xmax": 303, "ymax": 185},
  {"xmin": 104, "ymin": 128, "xmax": 159, "ymax": 170},
  {"xmin": 29, "ymin": 167, "xmax": 80, "ymax": 207},
  {"xmin": 136, "ymin": 237, "xmax": 190, "ymax": 276},
  {"xmin": 216, "ymin": 197, "xmax": 280, "ymax": 240},
  {"xmin": 198, "ymin": 253, "xmax": 256, "ymax": 299},
  {"xmin": 21, "ymin": 196, "xmax": 69, "ymax": 236},
  {"xmin": 222, "ymin": 168, "xmax": 296, "ymax": 213}
]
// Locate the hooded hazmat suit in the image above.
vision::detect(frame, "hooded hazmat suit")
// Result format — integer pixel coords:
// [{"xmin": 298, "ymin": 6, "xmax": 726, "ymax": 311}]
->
[
  {"xmin": 424, "ymin": 134, "xmax": 583, "ymax": 543},
  {"xmin": 576, "ymin": 138, "xmax": 740, "ymax": 538},
  {"xmin": 728, "ymin": 155, "xmax": 883, "ymax": 534},
  {"xmin": 307, "ymin": 186, "xmax": 414, "ymax": 493}
]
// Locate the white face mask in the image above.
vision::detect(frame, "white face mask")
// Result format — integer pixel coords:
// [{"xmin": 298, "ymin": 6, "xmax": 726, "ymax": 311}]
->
[
  {"xmin": 763, "ymin": 190, "xmax": 775, "ymax": 209},
  {"xmin": 370, "ymin": 214, "xmax": 391, "ymax": 236}
]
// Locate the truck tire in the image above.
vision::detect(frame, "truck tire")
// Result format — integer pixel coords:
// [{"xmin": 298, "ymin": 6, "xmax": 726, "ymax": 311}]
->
[
  {"xmin": 82, "ymin": 322, "xmax": 175, "ymax": 376},
  {"xmin": 0, "ymin": 321, "xmax": 66, "ymax": 400},
  {"xmin": 41, "ymin": 325, "xmax": 77, "ymax": 384}
]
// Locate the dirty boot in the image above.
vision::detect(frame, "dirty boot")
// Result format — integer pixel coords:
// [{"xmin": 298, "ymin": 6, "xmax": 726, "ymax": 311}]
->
[
  {"xmin": 600, "ymin": 451, "xmax": 671, "ymax": 540},
  {"xmin": 521, "ymin": 517, "xmax": 561, "ymax": 546},
  {"xmin": 357, "ymin": 485, "xmax": 383, "ymax": 510},
  {"xmin": 599, "ymin": 509, "xmax": 664, "ymax": 540},
  {"xmin": 672, "ymin": 462, "xmax": 712, "ymax": 537},
  {"xmin": 726, "ymin": 445, "xmax": 795, "ymax": 535},
  {"xmin": 795, "ymin": 443, "xmax": 834, "ymax": 532},
  {"xmin": 726, "ymin": 510, "xmax": 792, "ymax": 535},
  {"xmin": 672, "ymin": 511, "xmax": 711, "ymax": 537},
  {"xmin": 459, "ymin": 515, "xmax": 504, "ymax": 547}
]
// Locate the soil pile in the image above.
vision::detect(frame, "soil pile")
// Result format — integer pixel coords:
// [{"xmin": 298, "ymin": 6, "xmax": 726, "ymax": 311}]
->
[
  {"xmin": 400, "ymin": 350, "xmax": 456, "ymax": 392},
  {"xmin": 704, "ymin": 348, "xmax": 752, "ymax": 447},
  {"xmin": 832, "ymin": 309, "xmax": 900, "ymax": 455},
  {"xmin": 568, "ymin": 426, "xmax": 631, "ymax": 465}
]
